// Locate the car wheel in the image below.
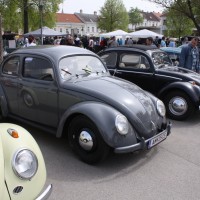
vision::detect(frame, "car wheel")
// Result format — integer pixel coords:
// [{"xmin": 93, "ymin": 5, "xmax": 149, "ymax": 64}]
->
[
  {"xmin": 68, "ymin": 115, "xmax": 110, "ymax": 164},
  {"xmin": 163, "ymin": 91, "xmax": 195, "ymax": 120}
]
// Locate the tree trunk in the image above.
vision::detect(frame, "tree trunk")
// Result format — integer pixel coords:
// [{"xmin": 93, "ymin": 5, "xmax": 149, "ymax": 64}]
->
[{"xmin": 23, "ymin": 0, "xmax": 28, "ymax": 34}]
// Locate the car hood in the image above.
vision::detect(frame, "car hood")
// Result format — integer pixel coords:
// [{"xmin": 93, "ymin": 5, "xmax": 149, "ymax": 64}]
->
[
  {"xmin": 157, "ymin": 66, "xmax": 200, "ymax": 84},
  {"xmin": 64, "ymin": 76, "xmax": 161, "ymax": 138}
]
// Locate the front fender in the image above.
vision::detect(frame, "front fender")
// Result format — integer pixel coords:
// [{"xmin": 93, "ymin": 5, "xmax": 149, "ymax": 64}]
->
[
  {"xmin": 158, "ymin": 82, "xmax": 200, "ymax": 106},
  {"xmin": 1, "ymin": 123, "xmax": 47, "ymax": 200},
  {"xmin": 57, "ymin": 101, "xmax": 137, "ymax": 148}
]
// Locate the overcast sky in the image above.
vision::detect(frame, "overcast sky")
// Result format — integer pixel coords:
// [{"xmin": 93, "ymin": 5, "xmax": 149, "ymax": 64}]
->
[{"xmin": 59, "ymin": 0, "xmax": 164, "ymax": 14}]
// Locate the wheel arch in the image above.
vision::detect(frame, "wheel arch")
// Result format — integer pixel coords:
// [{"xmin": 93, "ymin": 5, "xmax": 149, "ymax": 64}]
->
[
  {"xmin": 56, "ymin": 101, "xmax": 121, "ymax": 147},
  {"xmin": 158, "ymin": 82, "xmax": 200, "ymax": 107}
]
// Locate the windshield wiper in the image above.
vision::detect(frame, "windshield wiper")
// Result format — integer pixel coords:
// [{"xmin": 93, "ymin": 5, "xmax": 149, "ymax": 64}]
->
[{"xmin": 61, "ymin": 68, "xmax": 72, "ymax": 75}]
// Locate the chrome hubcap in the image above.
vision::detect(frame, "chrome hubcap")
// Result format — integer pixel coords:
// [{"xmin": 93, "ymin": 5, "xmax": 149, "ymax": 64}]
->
[
  {"xmin": 79, "ymin": 131, "xmax": 93, "ymax": 151},
  {"xmin": 169, "ymin": 97, "xmax": 187, "ymax": 116}
]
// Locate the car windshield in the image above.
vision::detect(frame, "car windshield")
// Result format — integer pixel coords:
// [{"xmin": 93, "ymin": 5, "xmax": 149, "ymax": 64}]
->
[
  {"xmin": 59, "ymin": 55, "xmax": 107, "ymax": 80},
  {"xmin": 151, "ymin": 51, "xmax": 173, "ymax": 68}
]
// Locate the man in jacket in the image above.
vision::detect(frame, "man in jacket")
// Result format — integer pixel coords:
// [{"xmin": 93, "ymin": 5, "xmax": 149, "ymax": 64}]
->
[{"xmin": 179, "ymin": 37, "xmax": 199, "ymax": 73}]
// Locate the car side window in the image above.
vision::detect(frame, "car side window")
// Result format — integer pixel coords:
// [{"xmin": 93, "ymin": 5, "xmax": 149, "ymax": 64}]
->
[
  {"xmin": 100, "ymin": 52, "xmax": 117, "ymax": 68},
  {"xmin": 23, "ymin": 57, "xmax": 54, "ymax": 81},
  {"xmin": 119, "ymin": 54, "xmax": 150, "ymax": 69},
  {"xmin": 2, "ymin": 56, "xmax": 20, "ymax": 76}
]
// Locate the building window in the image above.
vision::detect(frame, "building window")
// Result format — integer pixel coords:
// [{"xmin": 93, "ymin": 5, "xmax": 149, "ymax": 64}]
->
[
  {"xmin": 60, "ymin": 28, "xmax": 62, "ymax": 32},
  {"xmin": 87, "ymin": 27, "xmax": 90, "ymax": 33},
  {"xmin": 66, "ymin": 29, "xmax": 69, "ymax": 34},
  {"xmin": 92, "ymin": 27, "xmax": 94, "ymax": 32}
]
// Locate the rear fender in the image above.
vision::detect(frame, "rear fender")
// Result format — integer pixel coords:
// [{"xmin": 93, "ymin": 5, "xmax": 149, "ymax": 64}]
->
[{"xmin": 0, "ymin": 85, "xmax": 9, "ymax": 117}]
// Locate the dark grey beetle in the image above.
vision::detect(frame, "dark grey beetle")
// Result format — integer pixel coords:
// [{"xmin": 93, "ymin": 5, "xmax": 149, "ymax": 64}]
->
[{"xmin": 0, "ymin": 46, "xmax": 171, "ymax": 164}]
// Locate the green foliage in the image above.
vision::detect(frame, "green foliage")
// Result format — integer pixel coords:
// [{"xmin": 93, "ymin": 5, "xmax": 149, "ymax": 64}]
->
[
  {"xmin": 128, "ymin": 7, "xmax": 143, "ymax": 27},
  {"xmin": 98, "ymin": 0, "xmax": 129, "ymax": 32},
  {"xmin": 166, "ymin": 8, "xmax": 194, "ymax": 38},
  {"xmin": 0, "ymin": 0, "xmax": 62, "ymax": 33},
  {"xmin": 148, "ymin": 0, "xmax": 200, "ymax": 34}
]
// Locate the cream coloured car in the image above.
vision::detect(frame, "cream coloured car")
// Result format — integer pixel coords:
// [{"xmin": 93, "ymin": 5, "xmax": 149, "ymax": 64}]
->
[{"xmin": 0, "ymin": 123, "xmax": 52, "ymax": 200}]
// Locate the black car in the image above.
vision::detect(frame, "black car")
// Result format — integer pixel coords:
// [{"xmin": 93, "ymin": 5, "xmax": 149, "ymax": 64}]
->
[
  {"xmin": 0, "ymin": 45, "xmax": 171, "ymax": 164},
  {"xmin": 98, "ymin": 45, "xmax": 200, "ymax": 120}
]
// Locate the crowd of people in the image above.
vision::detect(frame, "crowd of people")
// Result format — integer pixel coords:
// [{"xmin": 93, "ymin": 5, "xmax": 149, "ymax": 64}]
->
[{"xmin": 22, "ymin": 33, "xmax": 200, "ymax": 73}]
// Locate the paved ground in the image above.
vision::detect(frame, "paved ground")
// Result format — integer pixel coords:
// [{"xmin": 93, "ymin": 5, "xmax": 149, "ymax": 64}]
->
[{"xmin": 20, "ymin": 112, "xmax": 200, "ymax": 200}]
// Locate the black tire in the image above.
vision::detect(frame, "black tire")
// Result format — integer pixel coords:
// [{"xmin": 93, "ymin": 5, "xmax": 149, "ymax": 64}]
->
[
  {"xmin": 68, "ymin": 115, "xmax": 110, "ymax": 164},
  {"xmin": 163, "ymin": 91, "xmax": 195, "ymax": 120}
]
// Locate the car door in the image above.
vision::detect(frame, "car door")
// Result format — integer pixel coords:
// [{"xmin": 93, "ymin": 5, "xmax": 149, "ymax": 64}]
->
[
  {"xmin": 100, "ymin": 51, "xmax": 156, "ymax": 94},
  {"xmin": 0, "ymin": 56, "xmax": 20, "ymax": 114},
  {"xmin": 18, "ymin": 56, "xmax": 58, "ymax": 127}
]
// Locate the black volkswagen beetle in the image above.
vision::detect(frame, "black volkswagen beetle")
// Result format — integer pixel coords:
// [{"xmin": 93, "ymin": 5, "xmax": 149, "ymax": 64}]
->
[
  {"xmin": 0, "ymin": 46, "xmax": 171, "ymax": 164},
  {"xmin": 98, "ymin": 45, "xmax": 200, "ymax": 120}
]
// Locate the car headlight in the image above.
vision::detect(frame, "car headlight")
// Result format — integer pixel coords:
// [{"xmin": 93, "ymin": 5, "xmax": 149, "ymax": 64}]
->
[
  {"xmin": 12, "ymin": 149, "xmax": 38, "ymax": 180},
  {"xmin": 156, "ymin": 100, "xmax": 166, "ymax": 117},
  {"xmin": 115, "ymin": 114, "xmax": 129, "ymax": 135}
]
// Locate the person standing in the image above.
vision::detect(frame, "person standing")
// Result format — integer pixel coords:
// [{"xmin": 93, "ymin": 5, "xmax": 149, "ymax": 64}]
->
[
  {"xmin": 24, "ymin": 35, "xmax": 36, "ymax": 47},
  {"xmin": 146, "ymin": 37, "xmax": 157, "ymax": 47},
  {"xmin": 179, "ymin": 37, "xmax": 199, "ymax": 73},
  {"xmin": 126, "ymin": 37, "xmax": 133, "ymax": 46},
  {"xmin": 160, "ymin": 36, "xmax": 166, "ymax": 47},
  {"xmin": 88, "ymin": 37, "xmax": 94, "ymax": 51},
  {"xmin": 107, "ymin": 36, "xmax": 119, "ymax": 47}
]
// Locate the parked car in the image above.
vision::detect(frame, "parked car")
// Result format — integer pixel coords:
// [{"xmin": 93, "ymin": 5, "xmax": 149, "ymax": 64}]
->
[
  {"xmin": 0, "ymin": 123, "xmax": 52, "ymax": 200},
  {"xmin": 0, "ymin": 45, "xmax": 171, "ymax": 164},
  {"xmin": 160, "ymin": 46, "xmax": 182, "ymax": 64},
  {"xmin": 98, "ymin": 45, "xmax": 200, "ymax": 120}
]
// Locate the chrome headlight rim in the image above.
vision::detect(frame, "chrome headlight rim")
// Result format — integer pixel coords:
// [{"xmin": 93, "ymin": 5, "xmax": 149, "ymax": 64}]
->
[
  {"xmin": 12, "ymin": 148, "xmax": 38, "ymax": 180},
  {"xmin": 115, "ymin": 114, "xmax": 129, "ymax": 135},
  {"xmin": 156, "ymin": 100, "xmax": 166, "ymax": 117}
]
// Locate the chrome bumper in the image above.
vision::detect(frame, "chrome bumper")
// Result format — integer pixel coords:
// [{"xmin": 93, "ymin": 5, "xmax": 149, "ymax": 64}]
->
[
  {"xmin": 114, "ymin": 122, "xmax": 172, "ymax": 154},
  {"xmin": 35, "ymin": 184, "xmax": 53, "ymax": 200}
]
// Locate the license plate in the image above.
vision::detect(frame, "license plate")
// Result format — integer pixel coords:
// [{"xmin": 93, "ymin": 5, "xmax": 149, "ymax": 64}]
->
[{"xmin": 148, "ymin": 131, "xmax": 168, "ymax": 149}]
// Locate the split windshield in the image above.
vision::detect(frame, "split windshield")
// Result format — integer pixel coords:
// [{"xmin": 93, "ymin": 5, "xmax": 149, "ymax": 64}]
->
[{"xmin": 59, "ymin": 55, "xmax": 107, "ymax": 80}]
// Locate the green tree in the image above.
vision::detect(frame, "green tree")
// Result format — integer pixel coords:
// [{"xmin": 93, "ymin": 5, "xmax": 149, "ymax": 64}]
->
[
  {"xmin": 128, "ymin": 7, "xmax": 143, "ymax": 31},
  {"xmin": 98, "ymin": 0, "xmax": 129, "ymax": 32},
  {"xmin": 165, "ymin": 8, "xmax": 194, "ymax": 38},
  {"xmin": 148, "ymin": 0, "xmax": 200, "ymax": 35},
  {"xmin": 0, "ymin": 0, "xmax": 62, "ymax": 33}
]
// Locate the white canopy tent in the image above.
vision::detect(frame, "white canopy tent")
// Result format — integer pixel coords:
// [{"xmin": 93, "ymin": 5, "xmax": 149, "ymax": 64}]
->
[
  {"xmin": 24, "ymin": 26, "xmax": 66, "ymax": 37},
  {"xmin": 127, "ymin": 29, "xmax": 163, "ymax": 39},
  {"xmin": 99, "ymin": 30, "xmax": 128, "ymax": 45},
  {"xmin": 99, "ymin": 29, "xmax": 128, "ymax": 37},
  {"xmin": 24, "ymin": 26, "xmax": 66, "ymax": 44}
]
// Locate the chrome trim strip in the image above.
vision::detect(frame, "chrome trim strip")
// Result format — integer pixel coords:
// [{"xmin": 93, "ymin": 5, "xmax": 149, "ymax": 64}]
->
[{"xmin": 35, "ymin": 184, "xmax": 53, "ymax": 200}]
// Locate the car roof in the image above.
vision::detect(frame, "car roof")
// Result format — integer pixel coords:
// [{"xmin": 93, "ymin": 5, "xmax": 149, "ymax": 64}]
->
[
  {"xmin": 104, "ymin": 44, "xmax": 158, "ymax": 51},
  {"xmin": 10, "ymin": 45, "xmax": 95, "ymax": 60}
]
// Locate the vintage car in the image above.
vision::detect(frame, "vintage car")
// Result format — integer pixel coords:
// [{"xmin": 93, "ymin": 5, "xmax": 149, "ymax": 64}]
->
[
  {"xmin": 98, "ymin": 45, "xmax": 200, "ymax": 120},
  {"xmin": 0, "ymin": 45, "xmax": 171, "ymax": 164},
  {"xmin": 0, "ymin": 123, "xmax": 52, "ymax": 200}
]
